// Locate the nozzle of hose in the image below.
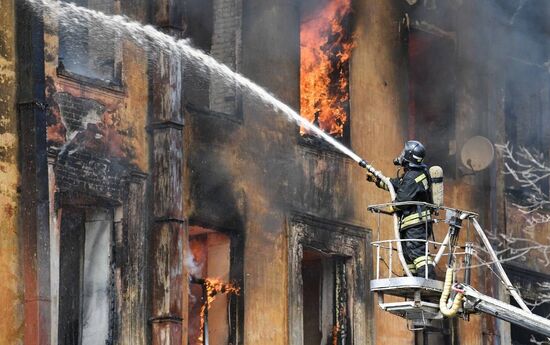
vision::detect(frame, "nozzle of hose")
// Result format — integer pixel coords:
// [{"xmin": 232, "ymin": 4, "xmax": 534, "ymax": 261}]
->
[{"xmin": 358, "ymin": 160, "xmax": 367, "ymax": 168}]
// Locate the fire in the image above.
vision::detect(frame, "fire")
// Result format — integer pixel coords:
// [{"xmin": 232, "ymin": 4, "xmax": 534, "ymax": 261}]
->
[
  {"xmin": 300, "ymin": 0, "xmax": 355, "ymax": 138},
  {"xmin": 332, "ymin": 324, "xmax": 339, "ymax": 345},
  {"xmin": 197, "ymin": 278, "xmax": 240, "ymax": 344}
]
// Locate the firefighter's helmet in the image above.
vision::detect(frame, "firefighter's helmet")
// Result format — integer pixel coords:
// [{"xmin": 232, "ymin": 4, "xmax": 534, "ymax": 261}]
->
[{"xmin": 394, "ymin": 140, "xmax": 426, "ymax": 168}]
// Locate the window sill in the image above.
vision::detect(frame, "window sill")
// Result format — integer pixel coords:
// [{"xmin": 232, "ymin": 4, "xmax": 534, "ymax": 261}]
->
[
  {"xmin": 57, "ymin": 66, "xmax": 125, "ymax": 95},
  {"xmin": 298, "ymin": 134, "xmax": 351, "ymax": 160}
]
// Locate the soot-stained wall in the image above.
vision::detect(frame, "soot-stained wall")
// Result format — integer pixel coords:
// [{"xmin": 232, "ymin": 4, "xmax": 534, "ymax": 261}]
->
[
  {"xmin": 42, "ymin": 2, "xmax": 151, "ymax": 345},
  {"xmin": 185, "ymin": 0, "xmax": 550, "ymax": 344},
  {"xmin": 184, "ymin": 0, "xmax": 387, "ymax": 344},
  {"xmin": 4, "ymin": 0, "xmax": 550, "ymax": 344}
]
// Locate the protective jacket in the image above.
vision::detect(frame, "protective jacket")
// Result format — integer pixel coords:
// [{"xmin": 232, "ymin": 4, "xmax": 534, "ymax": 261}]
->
[{"xmin": 390, "ymin": 167, "xmax": 432, "ymax": 229}]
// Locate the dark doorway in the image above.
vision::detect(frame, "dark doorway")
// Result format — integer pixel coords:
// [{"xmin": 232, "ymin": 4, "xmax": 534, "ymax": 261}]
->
[
  {"xmin": 58, "ymin": 207, "xmax": 114, "ymax": 345},
  {"xmin": 302, "ymin": 248, "xmax": 349, "ymax": 345}
]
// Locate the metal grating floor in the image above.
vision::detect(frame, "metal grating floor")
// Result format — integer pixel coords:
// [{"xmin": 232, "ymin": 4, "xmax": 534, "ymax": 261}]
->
[{"xmin": 371, "ymin": 277, "xmax": 444, "ymax": 300}]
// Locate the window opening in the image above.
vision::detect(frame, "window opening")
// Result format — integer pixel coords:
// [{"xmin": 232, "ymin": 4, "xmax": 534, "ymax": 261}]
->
[
  {"xmin": 300, "ymin": 0, "xmax": 354, "ymax": 145},
  {"xmin": 58, "ymin": 0, "xmax": 120, "ymax": 84},
  {"xmin": 188, "ymin": 227, "xmax": 239, "ymax": 345},
  {"xmin": 183, "ymin": 0, "xmax": 214, "ymax": 53},
  {"xmin": 182, "ymin": 0, "xmax": 215, "ymax": 110},
  {"xmin": 503, "ymin": 65, "xmax": 548, "ymax": 199},
  {"xmin": 58, "ymin": 207, "xmax": 114, "ymax": 345},
  {"xmin": 301, "ymin": 248, "xmax": 349, "ymax": 345}
]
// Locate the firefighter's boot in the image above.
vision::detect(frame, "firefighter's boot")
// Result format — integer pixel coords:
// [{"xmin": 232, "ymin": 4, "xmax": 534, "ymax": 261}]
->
[{"xmin": 416, "ymin": 264, "xmax": 436, "ymax": 280}]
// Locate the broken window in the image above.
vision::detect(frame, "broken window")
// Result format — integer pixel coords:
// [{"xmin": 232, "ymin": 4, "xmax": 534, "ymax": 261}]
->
[
  {"xmin": 188, "ymin": 227, "xmax": 239, "ymax": 345},
  {"xmin": 300, "ymin": 0, "xmax": 354, "ymax": 146},
  {"xmin": 58, "ymin": 207, "xmax": 114, "ymax": 345},
  {"xmin": 302, "ymin": 249, "xmax": 349, "ymax": 345},
  {"xmin": 182, "ymin": 0, "xmax": 214, "ymax": 108},
  {"xmin": 58, "ymin": 0, "xmax": 121, "ymax": 84},
  {"xmin": 182, "ymin": 0, "xmax": 242, "ymax": 117},
  {"xmin": 407, "ymin": 29, "xmax": 456, "ymax": 177},
  {"xmin": 504, "ymin": 64, "xmax": 549, "ymax": 197}
]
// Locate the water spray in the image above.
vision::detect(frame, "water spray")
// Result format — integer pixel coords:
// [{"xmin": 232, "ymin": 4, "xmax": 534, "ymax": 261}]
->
[{"xmin": 25, "ymin": 0, "xmax": 371, "ymax": 168}]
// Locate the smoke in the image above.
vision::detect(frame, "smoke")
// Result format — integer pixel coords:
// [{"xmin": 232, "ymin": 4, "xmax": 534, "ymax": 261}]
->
[
  {"xmin": 404, "ymin": 0, "xmax": 550, "ymax": 170},
  {"xmin": 185, "ymin": 248, "xmax": 203, "ymax": 278}
]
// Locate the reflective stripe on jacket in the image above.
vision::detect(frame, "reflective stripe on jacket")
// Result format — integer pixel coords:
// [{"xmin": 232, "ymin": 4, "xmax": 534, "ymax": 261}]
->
[{"xmin": 389, "ymin": 167, "xmax": 432, "ymax": 230}]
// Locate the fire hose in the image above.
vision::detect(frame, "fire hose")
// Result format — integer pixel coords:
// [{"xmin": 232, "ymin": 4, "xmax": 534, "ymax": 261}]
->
[{"xmin": 439, "ymin": 267, "xmax": 464, "ymax": 317}]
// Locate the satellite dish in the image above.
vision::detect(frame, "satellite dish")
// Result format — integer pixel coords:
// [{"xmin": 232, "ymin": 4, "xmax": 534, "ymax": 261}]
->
[{"xmin": 460, "ymin": 136, "xmax": 494, "ymax": 172}]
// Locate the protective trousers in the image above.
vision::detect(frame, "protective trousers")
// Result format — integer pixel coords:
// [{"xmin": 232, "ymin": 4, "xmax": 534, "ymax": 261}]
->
[{"xmin": 401, "ymin": 224, "xmax": 433, "ymax": 275}]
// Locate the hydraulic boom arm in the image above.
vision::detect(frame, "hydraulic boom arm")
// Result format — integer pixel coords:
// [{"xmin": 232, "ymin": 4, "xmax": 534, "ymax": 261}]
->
[{"xmin": 460, "ymin": 284, "xmax": 550, "ymax": 337}]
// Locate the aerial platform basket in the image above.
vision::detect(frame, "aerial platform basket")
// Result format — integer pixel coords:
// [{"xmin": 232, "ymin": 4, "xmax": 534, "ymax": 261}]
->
[
  {"xmin": 367, "ymin": 202, "xmax": 476, "ymax": 330},
  {"xmin": 359, "ymin": 164, "xmax": 550, "ymax": 335}
]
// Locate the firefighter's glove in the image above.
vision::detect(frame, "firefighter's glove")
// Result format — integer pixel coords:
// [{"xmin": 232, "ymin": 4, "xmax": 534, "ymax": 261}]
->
[
  {"xmin": 366, "ymin": 171, "xmax": 390, "ymax": 191},
  {"xmin": 366, "ymin": 171, "xmax": 378, "ymax": 183}
]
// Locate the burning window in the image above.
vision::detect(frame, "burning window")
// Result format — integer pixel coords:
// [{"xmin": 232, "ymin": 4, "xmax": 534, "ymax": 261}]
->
[
  {"xmin": 58, "ymin": 0, "xmax": 121, "ymax": 84},
  {"xmin": 300, "ymin": 0, "xmax": 354, "ymax": 144},
  {"xmin": 302, "ymin": 249, "xmax": 349, "ymax": 345},
  {"xmin": 188, "ymin": 227, "xmax": 240, "ymax": 345},
  {"xmin": 58, "ymin": 207, "xmax": 114, "ymax": 345}
]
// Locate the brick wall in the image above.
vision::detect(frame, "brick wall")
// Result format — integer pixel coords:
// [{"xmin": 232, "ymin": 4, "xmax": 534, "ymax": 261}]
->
[
  {"xmin": 54, "ymin": 92, "xmax": 105, "ymax": 138},
  {"xmin": 209, "ymin": 0, "xmax": 242, "ymax": 114},
  {"xmin": 55, "ymin": 151, "xmax": 126, "ymax": 201}
]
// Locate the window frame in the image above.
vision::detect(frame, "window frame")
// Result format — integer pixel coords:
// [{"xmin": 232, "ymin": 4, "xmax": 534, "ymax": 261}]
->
[
  {"xmin": 57, "ymin": 205, "xmax": 116, "ymax": 345},
  {"xmin": 57, "ymin": 0, "xmax": 123, "ymax": 91},
  {"xmin": 186, "ymin": 224, "xmax": 244, "ymax": 345},
  {"xmin": 288, "ymin": 213, "xmax": 372, "ymax": 345},
  {"xmin": 297, "ymin": 0, "xmax": 355, "ymax": 149}
]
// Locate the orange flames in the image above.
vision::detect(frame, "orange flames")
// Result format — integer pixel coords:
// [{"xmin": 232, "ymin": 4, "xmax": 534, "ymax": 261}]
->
[
  {"xmin": 300, "ymin": 0, "xmax": 355, "ymax": 138},
  {"xmin": 198, "ymin": 278, "xmax": 240, "ymax": 344}
]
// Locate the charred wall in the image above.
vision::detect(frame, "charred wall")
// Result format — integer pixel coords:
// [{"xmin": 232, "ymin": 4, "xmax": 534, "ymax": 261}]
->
[
  {"xmin": 41, "ymin": 1, "xmax": 152, "ymax": 344},
  {"xmin": 4, "ymin": 0, "xmax": 549, "ymax": 344},
  {"xmin": 184, "ymin": 0, "xmax": 377, "ymax": 344}
]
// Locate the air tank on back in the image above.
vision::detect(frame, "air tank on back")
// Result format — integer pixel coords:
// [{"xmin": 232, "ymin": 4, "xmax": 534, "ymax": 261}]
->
[{"xmin": 429, "ymin": 166, "xmax": 444, "ymax": 206}]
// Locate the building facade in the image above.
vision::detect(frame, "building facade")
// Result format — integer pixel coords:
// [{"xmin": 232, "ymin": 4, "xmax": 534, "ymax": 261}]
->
[{"xmin": 0, "ymin": 0, "xmax": 549, "ymax": 344}]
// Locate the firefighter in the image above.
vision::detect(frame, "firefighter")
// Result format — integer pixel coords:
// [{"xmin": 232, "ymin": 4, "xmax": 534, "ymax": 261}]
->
[{"xmin": 366, "ymin": 140, "xmax": 435, "ymax": 279}]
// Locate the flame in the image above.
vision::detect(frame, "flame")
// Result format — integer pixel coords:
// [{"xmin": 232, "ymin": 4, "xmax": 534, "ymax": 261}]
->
[
  {"xmin": 332, "ymin": 324, "xmax": 339, "ymax": 345},
  {"xmin": 300, "ymin": 0, "xmax": 355, "ymax": 138},
  {"xmin": 198, "ymin": 278, "xmax": 240, "ymax": 344}
]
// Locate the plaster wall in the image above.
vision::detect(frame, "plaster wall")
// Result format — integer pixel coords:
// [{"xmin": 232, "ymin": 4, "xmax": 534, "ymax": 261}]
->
[{"xmin": 0, "ymin": 0, "xmax": 24, "ymax": 343}]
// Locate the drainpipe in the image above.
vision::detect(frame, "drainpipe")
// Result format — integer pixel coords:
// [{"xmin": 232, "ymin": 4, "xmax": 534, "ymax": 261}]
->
[
  {"xmin": 15, "ymin": 1, "xmax": 51, "ymax": 344},
  {"xmin": 148, "ymin": 1, "xmax": 186, "ymax": 344}
]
